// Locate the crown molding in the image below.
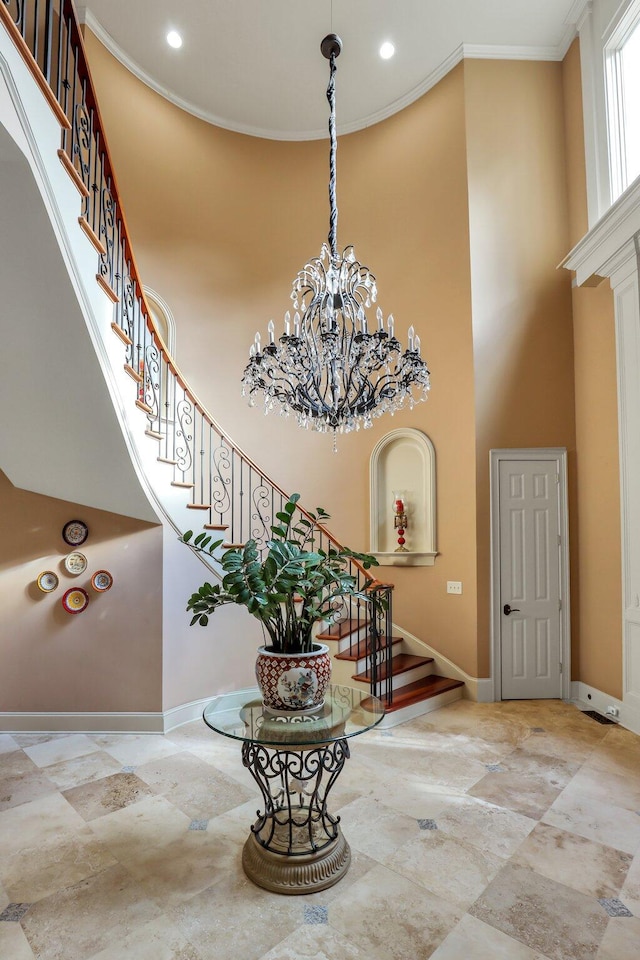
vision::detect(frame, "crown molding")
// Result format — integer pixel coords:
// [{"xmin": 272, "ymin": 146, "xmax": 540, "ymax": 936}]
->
[
  {"xmin": 564, "ymin": 0, "xmax": 592, "ymax": 28},
  {"xmin": 81, "ymin": 11, "xmax": 580, "ymax": 142},
  {"xmin": 462, "ymin": 43, "xmax": 562, "ymax": 61}
]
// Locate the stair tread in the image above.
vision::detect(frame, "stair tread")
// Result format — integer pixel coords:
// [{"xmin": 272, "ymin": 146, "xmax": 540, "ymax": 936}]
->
[
  {"xmin": 316, "ymin": 618, "xmax": 369, "ymax": 641},
  {"xmin": 380, "ymin": 675, "xmax": 465, "ymax": 712},
  {"xmin": 335, "ymin": 636, "xmax": 402, "ymax": 662},
  {"xmin": 353, "ymin": 653, "xmax": 434, "ymax": 683}
]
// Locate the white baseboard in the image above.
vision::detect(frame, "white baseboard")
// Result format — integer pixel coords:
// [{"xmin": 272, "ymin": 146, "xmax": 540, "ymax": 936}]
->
[
  {"xmin": 161, "ymin": 697, "xmax": 210, "ymax": 733},
  {"xmin": 570, "ymin": 681, "xmax": 640, "ymax": 736},
  {"xmin": 392, "ymin": 624, "xmax": 494, "ymax": 702},
  {"xmin": 0, "ymin": 712, "xmax": 164, "ymax": 733},
  {"xmin": 0, "ymin": 688, "xmax": 257, "ymax": 735},
  {"xmin": 161, "ymin": 687, "xmax": 256, "ymax": 733}
]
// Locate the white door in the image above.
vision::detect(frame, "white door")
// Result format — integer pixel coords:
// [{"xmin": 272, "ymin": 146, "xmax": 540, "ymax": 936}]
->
[{"xmin": 499, "ymin": 459, "xmax": 562, "ymax": 699}]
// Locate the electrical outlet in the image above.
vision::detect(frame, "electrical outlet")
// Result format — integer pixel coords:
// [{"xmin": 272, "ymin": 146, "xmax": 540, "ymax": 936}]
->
[{"xmin": 447, "ymin": 581, "xmax": 462, "ymax": 595}]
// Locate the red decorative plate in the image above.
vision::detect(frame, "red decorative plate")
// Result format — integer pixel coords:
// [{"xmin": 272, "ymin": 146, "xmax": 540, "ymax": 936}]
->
[
  {"xmin": 91, "ymin": 570, "xmax": 113, "ymax": 592},
  {"xmin": 62, "ymin": 588, "xmax": 89, "ymax": 614}
]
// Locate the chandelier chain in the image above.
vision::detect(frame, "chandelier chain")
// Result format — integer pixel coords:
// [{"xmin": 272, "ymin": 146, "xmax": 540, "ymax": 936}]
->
[{"xmin": 327, "ymin": 53, "xmax": 338, "ymax": 259}]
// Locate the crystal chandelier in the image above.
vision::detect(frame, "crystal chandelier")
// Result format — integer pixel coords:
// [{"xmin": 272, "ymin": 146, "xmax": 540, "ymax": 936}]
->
[{"xmin": 242, "ymin": 34, "xmax": 430, "ymax": 440}]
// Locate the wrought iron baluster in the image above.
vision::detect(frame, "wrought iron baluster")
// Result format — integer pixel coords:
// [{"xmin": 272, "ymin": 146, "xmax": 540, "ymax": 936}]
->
[
  {"xmin": 60, "ymin": 9, "xmax": 71, "ymax": 137},
  {"xmin": 3, "ymin": 0, "xmax": 25, "ymax": 34},
  {"xmin": 42, "ymin": 0, "xmax": 53, "ymax": 82},
  {"xmin": 55, "ymin": 0, "xmax": 64, "ymax": 104},
  {"xmin": 234, "ymin": 449, "xmax": 241, "ymax": 544},
  {"xmin": 32, "ymin": 0, "xmax": 39, "ymax": 62}
]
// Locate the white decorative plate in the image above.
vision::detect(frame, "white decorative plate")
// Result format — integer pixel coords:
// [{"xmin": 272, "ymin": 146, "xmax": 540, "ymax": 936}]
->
[{"xmin": 64, "ymin": 552, "xmax": 87, "ymax": 575}]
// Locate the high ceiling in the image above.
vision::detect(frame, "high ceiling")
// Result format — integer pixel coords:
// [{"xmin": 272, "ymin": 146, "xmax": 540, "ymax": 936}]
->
[{"xmin": 80, "ymin": 1, "xmax": 582, "ymax": 140}]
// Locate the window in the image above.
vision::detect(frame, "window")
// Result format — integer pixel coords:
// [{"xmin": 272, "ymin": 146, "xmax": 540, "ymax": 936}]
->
[{"xmin": 606, "ymin": 2, "xmax": 640, "ymax": 200}]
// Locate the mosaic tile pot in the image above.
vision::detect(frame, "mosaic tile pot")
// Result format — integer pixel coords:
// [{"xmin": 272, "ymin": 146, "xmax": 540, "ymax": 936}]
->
[{"xmin": 255, "ymin": 643, "xmax": 332, "ymax": 713}]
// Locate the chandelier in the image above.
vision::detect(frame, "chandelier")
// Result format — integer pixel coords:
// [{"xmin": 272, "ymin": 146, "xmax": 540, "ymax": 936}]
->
[{"xmin": 242, "ymin": 34, "xmax": 430, "ymax": 441}]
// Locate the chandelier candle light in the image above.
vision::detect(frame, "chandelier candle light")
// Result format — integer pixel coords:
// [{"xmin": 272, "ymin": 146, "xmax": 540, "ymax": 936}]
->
[{"xmin": 242, "ymin": 34, "xmax": 430, "ymax": 448}]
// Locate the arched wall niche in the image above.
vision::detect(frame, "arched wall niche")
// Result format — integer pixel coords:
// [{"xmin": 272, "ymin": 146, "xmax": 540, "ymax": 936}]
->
[
  {"xmin": 144, "ymin": 287, "xmax": 176, "ymax": 357},
  {"xmin": 369, "ymin": 428, "xmax": 437, "ymax": 565}
]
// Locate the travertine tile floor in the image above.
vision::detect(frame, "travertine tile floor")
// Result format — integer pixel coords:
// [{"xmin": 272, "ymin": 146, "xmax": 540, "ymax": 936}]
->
[{"xmin": 1, "ymin": 699, "xmax": 639, "ymax": 960}]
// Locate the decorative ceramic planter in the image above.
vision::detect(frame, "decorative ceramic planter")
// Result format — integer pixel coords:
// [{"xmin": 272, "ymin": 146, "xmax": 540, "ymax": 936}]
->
[{"xmin": 255, "ymin": 644, "xmax": 332, "ymax": 714}]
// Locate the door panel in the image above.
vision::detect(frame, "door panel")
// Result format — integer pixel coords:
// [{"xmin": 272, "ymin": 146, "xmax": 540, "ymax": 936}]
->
[{"xmin": 500, "ymin": 460, "xmax": 561, "ymax": 699}]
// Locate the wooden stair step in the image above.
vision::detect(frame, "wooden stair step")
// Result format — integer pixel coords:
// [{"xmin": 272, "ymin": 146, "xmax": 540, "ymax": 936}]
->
[
  {"xmin": 379, "ymin": 675, "xmax": 465, "ymax": 713},
  {"xmin": 157, "ymin": 456, "xmax": 177, "ymax": 465},
  {"xmin": 353, "ymin": 653, "xmax": 434, "ymax": 684},
  {"xmin": 317, "ymin": 618, "xmax": 369, "ymax": 641},
  {"xmin": 186, "ymin": 503, "xmax": 209, "ymax": 509},
  {"xmin": 171, "ymin": 481, "xmax": 194, "ymax": 489},
  {"xmin": 145, "ymin": 429, "xmax": 164, "ymax": 440},
  {"xmin": 204, "ymin": 524, "xmax": 229, "ymax": 531},
  {"xmin": 335, "ymin": 636, "xmax": 402, "ymax": 662}
]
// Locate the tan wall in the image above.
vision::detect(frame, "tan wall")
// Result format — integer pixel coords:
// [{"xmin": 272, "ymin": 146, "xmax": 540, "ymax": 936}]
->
[
  {"xmin": 85, "ymin": 35, "xmax": 481, "ymax": 677},
  {"xmin": 0, "ymin": 471, "xmax": 163, "ymax": 712},
  {"xmin": 562, "ymin": 42, "xmax": 622, "ymax": 698},
  {"xmin": 464, "ymin": 59, "xmax": 577, "ymax": 677},
  {"xmin": 83, "ymin": 33, "xmax": 617, "ymax": 691}
]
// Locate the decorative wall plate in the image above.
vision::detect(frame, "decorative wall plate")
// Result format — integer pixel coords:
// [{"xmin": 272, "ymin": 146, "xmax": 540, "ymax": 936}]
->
[
  {"xmin": 62, "ymin": 520, "xmax": 88, "ymax": 546},
  {"xmin": 91, "ymin": 570, "xmax": 113, "ymax": 592},
  {"xmin": 62, "ymin": 587, "xmax": 89, "ymax": 614},
  {"xmin": 37, "ymin": 571, "xmax": 59, "ymax": 593},
  {"xmin": 64, "ymin": 552, "xmax": 88, "ymax": 575}
]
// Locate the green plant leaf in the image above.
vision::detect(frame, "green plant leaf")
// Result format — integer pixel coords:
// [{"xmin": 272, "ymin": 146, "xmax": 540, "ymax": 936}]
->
[{"xmin": 182, "ymin": 531, "xmax": 193, "ymax": 543}]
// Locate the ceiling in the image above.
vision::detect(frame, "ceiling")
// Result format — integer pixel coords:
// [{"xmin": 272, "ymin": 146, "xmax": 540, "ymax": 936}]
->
[{"xmin": 79, "ymin": 1, "xmax": 583, "ymax": 141}]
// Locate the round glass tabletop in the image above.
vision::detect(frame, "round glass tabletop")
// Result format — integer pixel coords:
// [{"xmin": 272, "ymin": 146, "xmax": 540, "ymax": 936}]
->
[{"xmin": 203, "ymin": 684, "xmax": 385, "ymax": 748}]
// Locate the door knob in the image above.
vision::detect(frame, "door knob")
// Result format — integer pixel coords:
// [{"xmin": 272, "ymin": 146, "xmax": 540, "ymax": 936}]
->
[{"xmin": 503, "ymin": 603, "xmax": 520, "ymax": 616}]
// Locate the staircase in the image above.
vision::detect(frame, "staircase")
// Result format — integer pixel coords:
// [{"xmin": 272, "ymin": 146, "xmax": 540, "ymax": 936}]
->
[
  {"xmin": 0, "ymin": 0, "xmax": 465, "ymax": 723},
  {"xmin": 317, "ymin": 617, "xmax": 463, "ymax": 725}
]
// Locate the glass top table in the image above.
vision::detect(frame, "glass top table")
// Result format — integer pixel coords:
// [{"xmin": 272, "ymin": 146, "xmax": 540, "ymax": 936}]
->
[
  {"xmin": 202, "ymin": 684, "xmax": 384, "ymax": 895},
  {"xmin": 203, "ymin": 683, "xmax": 384, "ymax": 748}
]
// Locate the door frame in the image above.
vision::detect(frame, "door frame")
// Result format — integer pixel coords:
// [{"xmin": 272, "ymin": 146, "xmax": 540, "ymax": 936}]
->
[{"xmin": 489, "ymin": 448, "xmax": 571, "ymax": 702}]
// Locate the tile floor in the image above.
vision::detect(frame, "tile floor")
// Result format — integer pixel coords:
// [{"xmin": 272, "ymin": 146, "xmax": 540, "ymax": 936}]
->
[{"xmin": 1, "ymin": 699, "xmax": 639, "ymax": 960}]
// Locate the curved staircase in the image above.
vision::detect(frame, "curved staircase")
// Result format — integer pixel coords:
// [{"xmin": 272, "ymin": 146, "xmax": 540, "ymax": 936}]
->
[{"xmin": 0, "ymin": 0, "xmax": 464, "ymax": 724}]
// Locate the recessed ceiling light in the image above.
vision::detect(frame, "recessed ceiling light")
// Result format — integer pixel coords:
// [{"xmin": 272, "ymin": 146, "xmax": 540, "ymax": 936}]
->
[
  {"xmin": 166, "ymin": 30, "xmax": 183, "ymax": 49},
  {"xmin": 379, "ymin": 41, "xmax": 395, "ymax": 60}
]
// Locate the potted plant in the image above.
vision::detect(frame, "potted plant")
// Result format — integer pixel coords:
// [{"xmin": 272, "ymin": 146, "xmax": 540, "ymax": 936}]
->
[{"xmin": 182, "ymin": 493, "xmax": 382, "ymax": 713}]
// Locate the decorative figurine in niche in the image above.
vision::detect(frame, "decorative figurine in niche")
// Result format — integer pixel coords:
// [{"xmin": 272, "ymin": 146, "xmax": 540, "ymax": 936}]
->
[{"xmin": 393, "ymin": 492, "xmax": 408, "ymax": 552}]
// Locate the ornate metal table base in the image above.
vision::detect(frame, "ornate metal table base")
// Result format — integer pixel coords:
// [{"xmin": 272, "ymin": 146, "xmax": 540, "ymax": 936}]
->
[
  {"xmin": 241, "ymin": 738, "xmax": 351, "ymax": 895},
  {"xmin": 242, "ymin": 828, "xmax": 351, "ymax": 895}
]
